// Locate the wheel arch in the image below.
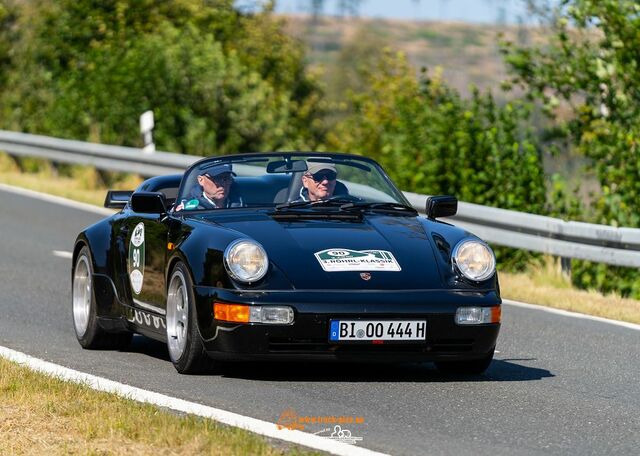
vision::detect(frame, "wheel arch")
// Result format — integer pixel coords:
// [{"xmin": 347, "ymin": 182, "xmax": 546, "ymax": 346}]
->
[
  {"xmin": 72, "ymin": 237, "xmax": 89, "ymax": 281},
  {"xmin": 166, "ymin": 251, "xmax": 192, "ymax": 290},
  {"xmin": 73, "ymin": 223, "xmax": 126, "ymax": 321},
  {"xmin": 165, "ymin": 252, "xmax": 215, "ymax": 373}
]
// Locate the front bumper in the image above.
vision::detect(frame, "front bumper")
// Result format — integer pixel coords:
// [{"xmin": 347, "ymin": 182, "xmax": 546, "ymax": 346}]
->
[{"xmin": 194, "ymin": 288, "xmax": 501, "ymax": 362}]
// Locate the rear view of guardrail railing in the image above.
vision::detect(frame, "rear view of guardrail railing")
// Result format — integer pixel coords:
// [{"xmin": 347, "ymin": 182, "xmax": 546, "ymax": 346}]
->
[{"xmin": 2, "ymin": 129, "xmax": 639, "ymax": 268}]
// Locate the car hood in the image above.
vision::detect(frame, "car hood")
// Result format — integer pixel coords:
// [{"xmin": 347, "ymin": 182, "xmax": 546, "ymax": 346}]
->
[{"xmin": 198, "ymin": 211, "xmax": 445, "ymax": 290}]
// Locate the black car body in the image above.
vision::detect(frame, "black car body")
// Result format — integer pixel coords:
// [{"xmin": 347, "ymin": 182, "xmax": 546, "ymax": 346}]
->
[{"xmin": 72, "ymin": 153, "xmax": 501, "ymax": 374}]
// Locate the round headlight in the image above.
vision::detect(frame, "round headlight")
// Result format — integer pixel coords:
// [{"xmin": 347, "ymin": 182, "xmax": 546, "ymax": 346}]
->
[
  {"xmin": 224, "ymin": 239, "xmax": 269, "ymax": 283},
  {"xmin": 452, "ymin": 240, "xmax": 496, "ymax": 282}
]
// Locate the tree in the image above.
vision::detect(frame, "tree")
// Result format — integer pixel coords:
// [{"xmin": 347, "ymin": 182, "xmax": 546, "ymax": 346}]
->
[
  {"xmin": 0, "ymin": 0, "xmax": 327, "ymax": 153},
  {"xmin": 501, "ymin": 0, "xmax": 640, "ymax": 296},
  {"xmin": 0, "ymin": 1, "xmax": 19, "ymax": 90}
]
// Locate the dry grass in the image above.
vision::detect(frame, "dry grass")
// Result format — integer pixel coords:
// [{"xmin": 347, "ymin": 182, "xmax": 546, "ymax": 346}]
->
[
  {"xmin": 0, "ymin": 358, "xmax": 316, "ymax": 455},
  {"xmin": 0, "ymin": 153, "xmax": 142, "ymax": 207},
  {"xmin": 0, "ymin": 170, "xmax": 108, "ymax": 206},
  {"xmin": 499, "ymin": 257, "xmax": 640, "ymax": 324}
]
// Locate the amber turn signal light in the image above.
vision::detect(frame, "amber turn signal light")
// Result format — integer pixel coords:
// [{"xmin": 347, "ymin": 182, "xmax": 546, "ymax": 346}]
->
[{"xmin": 213, "ymin": 302, "xmax": 250, "ymax": 323}]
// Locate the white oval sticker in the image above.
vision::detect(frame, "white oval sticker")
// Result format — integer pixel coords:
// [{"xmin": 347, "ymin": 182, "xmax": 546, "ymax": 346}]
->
[
  {"xmin": 128, "ymin": 222, "xmax": 145, "ymax": 295},
  {"xmin": 327, "ymin": 250, "xmax": 351, "ymax": 257}
]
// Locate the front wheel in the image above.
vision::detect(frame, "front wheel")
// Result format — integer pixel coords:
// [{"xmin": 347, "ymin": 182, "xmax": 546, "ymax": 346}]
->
[
  {"xmin": 72, "ymin": 246, "xmax": 131, "ymax": 350},
  {"xmin": 166, "ymin": 262, "xmax": 214, "ymax": 374},
  {"xmin": 434, "ymin": 348, "xmax": 495, "ymax": 375}
]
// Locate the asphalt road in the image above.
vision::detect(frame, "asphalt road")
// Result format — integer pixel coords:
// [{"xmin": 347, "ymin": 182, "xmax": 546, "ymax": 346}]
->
[{"xmin": 1, "ymin": 187, "xmax": 639, "ymax": 456}]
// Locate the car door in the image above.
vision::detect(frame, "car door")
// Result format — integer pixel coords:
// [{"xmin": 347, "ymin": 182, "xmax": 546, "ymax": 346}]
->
[{"xmin": 121, "ymin": 209, "xmax": 169, "ymax": 332}]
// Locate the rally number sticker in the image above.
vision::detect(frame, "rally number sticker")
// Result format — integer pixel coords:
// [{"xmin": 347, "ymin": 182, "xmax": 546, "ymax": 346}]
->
[
  {"xmin": 128, "ymin": 222, "xmax": 145, "ymax": 295},
  {"xmin": 314, "ymin": 249, "xmax": 401, "ymax": 272}
]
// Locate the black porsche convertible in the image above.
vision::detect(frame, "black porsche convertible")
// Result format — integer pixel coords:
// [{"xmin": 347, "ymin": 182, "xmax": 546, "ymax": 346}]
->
[{"xmin": 72, "ymin": 153, "xmax": 501, "ymax": 374}]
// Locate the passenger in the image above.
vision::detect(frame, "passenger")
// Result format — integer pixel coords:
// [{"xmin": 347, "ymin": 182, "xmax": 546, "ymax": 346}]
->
[
  {"xmin": 176, "ymin": 163, "xmax": 243, "ymax": 210},
  {"xmin": 298, "ymin": 162, "xmax": 338, "ymax": 202}
]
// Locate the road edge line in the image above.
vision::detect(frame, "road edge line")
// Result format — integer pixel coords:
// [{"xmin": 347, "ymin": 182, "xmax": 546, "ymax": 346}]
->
[
  {"xmin": 0, "ymin": 345, "xmax": 389, "ymax": 456},
  {"xmin": 503, "ymin": 299, "xmax": 640, "ymax": 331}
]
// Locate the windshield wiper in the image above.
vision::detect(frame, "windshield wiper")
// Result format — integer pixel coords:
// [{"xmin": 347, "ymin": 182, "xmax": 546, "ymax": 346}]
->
[
  {"xmin": 275, "ymin": 196, "xmax": 359, "ymax": 211},
  {"xmin": 275, "ymin": 200, "xmax": 314, "ymax": 210},
  {"xmin": 339, "ymin": 202, "xmax": 418, "ymax": 215}
]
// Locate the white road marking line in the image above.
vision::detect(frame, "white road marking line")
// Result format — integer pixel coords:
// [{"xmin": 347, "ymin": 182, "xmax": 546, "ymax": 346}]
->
[
  {"xmin": 503, "ymin": 299, "xmax": 640, "ymax": 331},
  {"xmin": 52, "ymin": 250, "xmax": 72, "ymax": 259},
  {"xmin": 0, "ymin": 183, "xmax": 114, "ymax": 216},
  {"xmin": 0, "ymin": 346, "xmax": 389, "ymax": 456}
]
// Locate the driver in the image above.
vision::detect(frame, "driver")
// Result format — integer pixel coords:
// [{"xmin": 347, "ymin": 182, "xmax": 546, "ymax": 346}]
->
[
  {"xmin": 299, "ymin": 162, "xmax": 337, "ymax": 202},
  {"xmin": 176, "ymin": 163, "xmax": 243, "ymax": 210}
]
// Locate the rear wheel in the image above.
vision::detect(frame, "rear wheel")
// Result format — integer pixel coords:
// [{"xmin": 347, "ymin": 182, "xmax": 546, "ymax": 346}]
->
[
  {"xmin": 72, "ymin": 246, "xmax": 131, "ymax": 349},
  {"xmin": 434, "ymin": 348, "xmax": 494, "ymax": 375},
  {"xmin": 166, "ymin": 262, "xmax": 214, "ymax": 374}
]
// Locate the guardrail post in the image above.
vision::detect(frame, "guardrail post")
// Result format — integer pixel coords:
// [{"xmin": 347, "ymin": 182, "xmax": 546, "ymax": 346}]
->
[
  {"xmin": 140, "ymin": 110, "xmax": 155, "ymax": 154},
  {"xmin": 560, "ymin": 257, "xmax": 572, "ymax": 278}
]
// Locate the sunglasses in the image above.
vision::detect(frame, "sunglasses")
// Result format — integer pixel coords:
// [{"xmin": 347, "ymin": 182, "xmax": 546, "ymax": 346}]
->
[{"xmin": 306, "ymin": 170, "xmax": 337, "ymax": 182}]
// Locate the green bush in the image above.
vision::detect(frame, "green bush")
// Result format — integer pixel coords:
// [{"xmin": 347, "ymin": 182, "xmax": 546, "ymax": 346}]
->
[{"xmin": 501, "ymin": 0, "xmax": 640, "ymax": 297}]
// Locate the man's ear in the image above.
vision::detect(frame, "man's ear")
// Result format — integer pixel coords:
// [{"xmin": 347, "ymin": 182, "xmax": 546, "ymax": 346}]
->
[
  {"xmin": 197, "ymin": 175, "xmax": 204, "ymax": 185},
  {"xmin": 301, "ymin": 175, "xmax": 310, "ymax": 189}
]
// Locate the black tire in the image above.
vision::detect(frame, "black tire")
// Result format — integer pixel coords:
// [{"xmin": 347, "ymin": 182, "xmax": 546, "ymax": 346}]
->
[
  {"xmin": 166, "ymin": 261, "xmax": 214, "ymax": 374},
  {"xmin": 72, "ymin": 246, "xmax": 132, "ymax": 350},
  {"xmin": 434, "ymin": 348, "xmax": 495, "ymax": 375}
]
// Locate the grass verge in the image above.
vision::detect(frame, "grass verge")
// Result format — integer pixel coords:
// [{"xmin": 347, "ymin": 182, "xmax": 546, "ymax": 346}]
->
[
  {"xmin": 1, "ymin": 159, "xmax": 639, "ymax": 325},
  {"xmin": 0, "ymin": 170, "xmax": 109, "ymax": 206},
  {"xmin": 0, "ymin": 358, "xmax": 316, "ymax": 455},
  {"xmin": 0, "ymin": 153, "xmax": 143, "ymax": 207},
  {"xmin": 499, "ymin": 258, "xmax": 640, "ymax": 324}
]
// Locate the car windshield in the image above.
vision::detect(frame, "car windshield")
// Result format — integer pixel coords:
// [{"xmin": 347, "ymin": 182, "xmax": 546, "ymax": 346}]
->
[{"xmin": 174, "ymin": 153, "xmax": 409, "ymax": 211}]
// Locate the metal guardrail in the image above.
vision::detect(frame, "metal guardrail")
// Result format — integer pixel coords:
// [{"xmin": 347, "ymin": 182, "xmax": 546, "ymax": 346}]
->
[
  {"xmin": 405, "ymin": 193, "xmax": 640, "ymax": 268},
  {"xmin": 0, "ymin": 130, "xmax": 198, "ymax": 176},
  {"xmin": 2, "ymin": 129, "xmax": 640, "ymax": 268}
]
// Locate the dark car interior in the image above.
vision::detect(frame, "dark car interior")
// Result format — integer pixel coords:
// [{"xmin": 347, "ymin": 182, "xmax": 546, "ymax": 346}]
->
[
  {"xmin": 232, "ymin": 174, "xmax": 290, "ymax": 206},
  {"xmin": 272, "ymin": 171, "xmax": 349, "ymax": 204},
  {"xmin": 177, "ymin": 172, "xmax": 291, "ymax": 208},
  {"xmin": 136, "ymin": 174, "xmax": 182, "ymax": 208},
  {"xmin": 134, "ymin": 170, "xmax": 350, "ymax": 212}
]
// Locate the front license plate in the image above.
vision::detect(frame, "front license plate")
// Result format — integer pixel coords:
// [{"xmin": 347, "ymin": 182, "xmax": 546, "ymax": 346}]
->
[{"xmin": 329, "ymin": 320, "xmax": 427, "ymax": 342}]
